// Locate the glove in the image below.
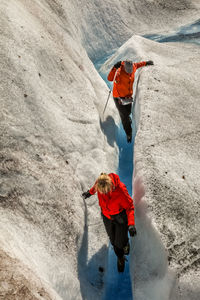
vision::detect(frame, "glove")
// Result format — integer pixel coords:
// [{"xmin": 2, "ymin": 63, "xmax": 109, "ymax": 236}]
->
[
  {"xmin": 82, "ymin": 190, "xmax": 91, "ymax": 199},
  {"xmin": 146, "ymin": 60, "xmax": 154, "ymax": 66},
  {"xmin": 113, "ymin": 61, "xmax": 121, "ymax": 69},
  {"xmin": 128, "ymin": 225, "xmax": 137, "ymax": 237}
]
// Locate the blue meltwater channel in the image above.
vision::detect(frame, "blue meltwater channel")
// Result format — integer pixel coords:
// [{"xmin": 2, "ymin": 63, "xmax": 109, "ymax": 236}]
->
[
  {"xmin": 95, "ymin": 60, "xmax": 136, "ymax": 300},
  {"xmin": 102, "ymin": 123, "xmax": 135, "ymax": 300}
]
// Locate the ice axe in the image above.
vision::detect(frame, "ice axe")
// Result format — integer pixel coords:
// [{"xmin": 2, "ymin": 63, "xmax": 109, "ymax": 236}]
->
[{"xmin": 103, "ymin": 90, "xmax": 111, "ymax": 116}]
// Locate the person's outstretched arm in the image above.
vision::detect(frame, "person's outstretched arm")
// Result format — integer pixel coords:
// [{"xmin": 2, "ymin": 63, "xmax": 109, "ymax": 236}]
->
[
  {"xmin": 107, "ymin": 61, "xmax": 121, "ymax": 81},
  {"xmin": 135, "ymin": 60, "xmax": 154, "ymax": 70},
  {"xmin": 82, "ymin": 181, "xmax": 97, "ymax": 199}
]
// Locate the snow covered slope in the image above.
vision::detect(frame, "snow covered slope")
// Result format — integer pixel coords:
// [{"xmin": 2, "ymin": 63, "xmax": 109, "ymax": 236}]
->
[
  {"xmin": 78, "ymin": 0, "xmax": 200, "ymax": 60},
  {"xmin": 0, "ymin": 1, "xmax": 118, "ymax": 299},
  {"xmin": 1, "ymin": 0, "xmax": 200, "ymax": 299},
  {"xmin": 132, "ymin": 36, "xmax": 200, "ymax": 300}
]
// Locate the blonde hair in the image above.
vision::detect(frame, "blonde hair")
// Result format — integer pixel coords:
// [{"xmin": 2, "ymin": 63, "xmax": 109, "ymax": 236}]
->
[{"xmin": 95, "ymin": 173, "xmax": 113, "ymax": 194}]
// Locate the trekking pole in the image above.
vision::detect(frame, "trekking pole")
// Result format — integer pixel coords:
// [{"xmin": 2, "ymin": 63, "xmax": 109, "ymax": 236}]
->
[
  {"xmin": 103, "ymin": 90, "xmax": 111, "ymax": 116},
  {"xmin": 103, "ymin": 67, "xmax": 118, "ymax": 117}
]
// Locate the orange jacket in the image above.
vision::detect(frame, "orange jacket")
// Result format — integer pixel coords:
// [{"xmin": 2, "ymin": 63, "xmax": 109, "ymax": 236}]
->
[
  {"xmin": 89, "ymin": 173, "xmax": 135, "ymax": 226},
  {"xmin": 107, "ymin": 61, "xmax": 146, "ymax": 98}
]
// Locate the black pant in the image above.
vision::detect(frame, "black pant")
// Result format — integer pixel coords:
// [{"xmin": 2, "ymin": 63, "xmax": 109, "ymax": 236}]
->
[
  {"xmin": 102, "ymin": 210, "xmax": 129, "ymax": 258},
  {"xmin": 114, "ymin": 97, "xmax": 132, "ymax": 136}
]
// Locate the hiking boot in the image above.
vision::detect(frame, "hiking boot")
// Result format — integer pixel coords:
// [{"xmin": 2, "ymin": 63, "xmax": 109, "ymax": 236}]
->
[
  {"xmin": 127, "ymin": 134, "xmax": 132, "ymax": 143},
  {"xmin": 117, "ymin": 256, "xmax": 125, "ymax": 273},
  {"xmin": 123, "ymin": 241, "xmax": 130, "ymax": 255}
]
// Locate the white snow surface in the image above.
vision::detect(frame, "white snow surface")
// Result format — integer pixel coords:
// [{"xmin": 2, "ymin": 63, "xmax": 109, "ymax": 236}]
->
[{"xmin": 1, "ymin": 0, "xmax": 200, "ymax": 299}]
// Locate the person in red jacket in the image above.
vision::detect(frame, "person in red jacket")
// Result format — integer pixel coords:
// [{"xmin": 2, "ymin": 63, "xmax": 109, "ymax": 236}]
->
[
  {"xmin": 82, "ymin": 172, "xmax": 137, "ymax": 272},
  {"xmin": 107, "ymin": 59, "xmax": 154, "ymax": 143}
]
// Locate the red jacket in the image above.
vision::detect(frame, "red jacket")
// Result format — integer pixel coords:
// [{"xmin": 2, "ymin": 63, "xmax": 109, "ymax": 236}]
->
[
  {"xmin": 89, "ymin": 173, "xmax": 135, "ymax": 226},
  {"xmin": 107, "ymin": 61, "xmax": 146, "ymax": 98}
]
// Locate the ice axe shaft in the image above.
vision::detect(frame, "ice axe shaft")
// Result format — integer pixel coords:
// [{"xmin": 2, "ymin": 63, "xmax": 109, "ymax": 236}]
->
[{"xmin": 103, "ymin": 90, "xmax": 111, "ymax": 115}]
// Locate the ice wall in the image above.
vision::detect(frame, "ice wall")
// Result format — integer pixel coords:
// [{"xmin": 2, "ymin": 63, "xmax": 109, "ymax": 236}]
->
[
  {"xmin": 0, "ymin": 1, "xmax": 118, "ymax": 299},
  {"xmin": 132, "ymin": 36, "xmax": 200, "ymax": 299}
]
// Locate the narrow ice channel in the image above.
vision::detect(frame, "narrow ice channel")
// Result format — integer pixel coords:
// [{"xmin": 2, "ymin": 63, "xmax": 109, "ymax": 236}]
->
[
  {"xmin": 102, "ymin": 123, "xmax": 135, "ymax": 300},
  {"xmin": 94, "ymin": 61, "xmax": 138, "ymax": 300}
]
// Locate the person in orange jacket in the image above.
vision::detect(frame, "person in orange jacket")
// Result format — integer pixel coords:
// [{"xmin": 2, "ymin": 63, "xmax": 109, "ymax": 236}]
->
[
  {"xmin": 82, "ymin": 172, "xmax": 137, "ymax": 272},
  {"xmin": 107, "ymin": 59, "xmax": 154, "ymax": 143}
]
